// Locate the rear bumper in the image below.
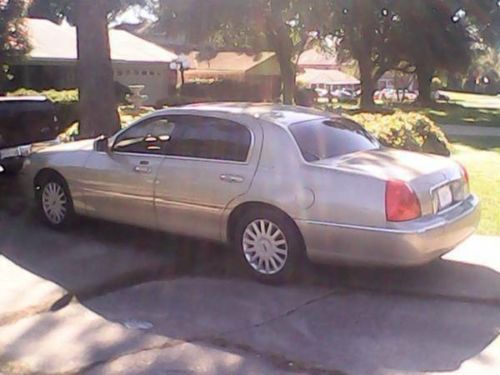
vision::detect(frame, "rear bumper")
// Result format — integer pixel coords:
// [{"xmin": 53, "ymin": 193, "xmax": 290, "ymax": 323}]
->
[{"xmin": 297, "ymin": 194, "xmax": 481, "ymax": 267}]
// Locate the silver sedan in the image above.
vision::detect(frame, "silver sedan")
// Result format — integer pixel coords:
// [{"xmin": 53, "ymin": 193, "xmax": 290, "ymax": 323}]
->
[{"xmin": 25, "ymin": 104, "xmax": 480, "ymax": 282}]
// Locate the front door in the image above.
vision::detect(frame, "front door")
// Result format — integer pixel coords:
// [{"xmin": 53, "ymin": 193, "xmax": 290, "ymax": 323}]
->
[
  {"xmin": 154, "ymin": 115, "xmax": 261, "ymax": 241},
  {"xmin": 82, "ymin": 117, "xmax": 174, "ymax": 229}
]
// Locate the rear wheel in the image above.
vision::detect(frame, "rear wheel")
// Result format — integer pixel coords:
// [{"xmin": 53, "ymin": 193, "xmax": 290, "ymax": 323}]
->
[
  {"xmin": 234, "ymin": 208, "xmax": 304, "ymax": 283},
  {"xmin": 37, "ymin": 174, "xmax": 75, "ymax": 229}
]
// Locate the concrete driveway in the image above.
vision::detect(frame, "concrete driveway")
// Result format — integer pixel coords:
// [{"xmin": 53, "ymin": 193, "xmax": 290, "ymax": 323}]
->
[{"xmin": 1, "ymin": 172, "xmax": 499, "ymax": 374}]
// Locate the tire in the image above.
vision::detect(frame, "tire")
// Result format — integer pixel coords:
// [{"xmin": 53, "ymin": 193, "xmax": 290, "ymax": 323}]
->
[
  {"xmin": 233, "ymin": 207, "xmax": 305, "ymax": 284},
  {"xmin": 36, "ymin": 174, "xmax": 75, "ymax": 229},
  {"xmin": 1, "ymin": 158, "xmax": 24, "ymax": 175}
]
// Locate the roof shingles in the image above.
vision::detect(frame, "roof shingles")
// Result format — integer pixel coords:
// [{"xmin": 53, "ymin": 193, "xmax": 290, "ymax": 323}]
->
[{"xmin": 25, "ymin": 18, "xmax": 177, "ymax": 64}]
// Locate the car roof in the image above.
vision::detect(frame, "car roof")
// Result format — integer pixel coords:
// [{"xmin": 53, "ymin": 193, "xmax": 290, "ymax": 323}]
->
[{"xmin": 175, "ymin": 102, "xmax": 339, "ymax": 127}]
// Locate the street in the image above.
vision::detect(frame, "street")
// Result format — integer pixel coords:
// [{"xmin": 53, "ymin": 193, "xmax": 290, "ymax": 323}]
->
[{"xmin": 1, "ymin": 172, "xmax": 499, "ymax": 375}]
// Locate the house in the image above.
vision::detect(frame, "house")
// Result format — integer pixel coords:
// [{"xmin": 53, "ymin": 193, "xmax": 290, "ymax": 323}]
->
[
  {"xmin": 297, "ymin": 68, "xmax": 360, "ymax": 92},
  {"xmin": 297, "ymin": 48, "xmax": 360, "ymax": 92},
  {"xmin": 9, "ymin": 18, "xmax": 179, "ymax": 106},
  {"xmin": 377, "ymin": 71, "xmax": 418, "ymax": 91},
  {"xmin": 185, "ymin": 51, "xmax": 282, "ymax": 100},
  {"xmin": 298, "ymin": 48, "xmax": 338, "ymax": 70}
]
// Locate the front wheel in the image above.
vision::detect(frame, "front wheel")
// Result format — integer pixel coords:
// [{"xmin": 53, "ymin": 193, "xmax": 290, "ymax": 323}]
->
[
  {"xmin": 234, "ymin": 208, "xmax": 305, "ymax": 283},
  {"xmin": 37, "ymin": 175, "xmax": 75, "ymax": 229}
]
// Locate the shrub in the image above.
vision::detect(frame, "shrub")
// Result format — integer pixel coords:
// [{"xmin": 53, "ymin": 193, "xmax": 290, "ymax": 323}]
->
[
  {"xmin": 8, "ymin": 88, "xmax": 79, "ymax": 104},
  {"xmin": 61, "ymin": 105, "xmax": 156, "ymax": 142},
  {"xmin": 180, "ymin": 80, "xmax": 274, "ymax": 102},
  {"xmin": 158, "ymin": 94, "xmax": 210, "ymax": 107},
  {"xmin": 118, "ymin": 105, "xmax": 155, "ymax": 127},
  {"xmin": 349, "ymin": 111, "xmax": 451, "ymax": 156}
]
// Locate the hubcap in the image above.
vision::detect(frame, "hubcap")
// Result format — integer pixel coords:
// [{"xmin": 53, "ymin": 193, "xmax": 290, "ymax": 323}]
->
[
  {"xmin": 242, "ymin": 219, "xmax": 288, "ymax": 275},
  {"xmin": 42, "ymin": 182, "xmax": 67, "ymax": 224}
]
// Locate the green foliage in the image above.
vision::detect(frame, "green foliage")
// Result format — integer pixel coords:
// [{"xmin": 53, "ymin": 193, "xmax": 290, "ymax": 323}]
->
[
  {"xmin": 60, "ymin": 105, "xmax": 155, "ymax": 141},
  {"xmin": 180, "ymin": 80, "xmax": 275, "ymax": 102},
  {"xmin": 157, "ymin": 0, "xmax": 331, "ymax": 104},
  {"xmin": 350, "ymin": 111, "xmax": 451, "ymax": 156},
  {"xmin": 8, "ymin": 88, "xmax": 78, "ymax": 104},
  {"xmin": 0, "ymin": 0, "xmax": 30, "ymax": 87}
]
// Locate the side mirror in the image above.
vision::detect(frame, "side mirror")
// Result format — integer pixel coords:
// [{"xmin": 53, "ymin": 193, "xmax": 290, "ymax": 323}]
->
[{"xmin": 94, "ymin": 135, "xmax": 109, "ymax": 152}]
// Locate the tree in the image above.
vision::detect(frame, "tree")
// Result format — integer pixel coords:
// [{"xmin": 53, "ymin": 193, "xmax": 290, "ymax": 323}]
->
[
  {"xmin": 331, "ymin": 0, "xmax": 496, "ymax": 107},
  {"xmin": 74, "ymin": 1, "xmax": 120, "ymax": 138},
  {"xmin": 0, "ymin": 0, "xmax": 30, "ymax": 93},
  {"xmin": 157, "ymin": 0, "xmax": 330, "ymax": 104},
  {"xmin": 28, "ymin": 0, "xmax": 153, "ymax": 137},
  {"xmin": 331, "ymin": 0, "xmax": 411, "ymax": 109}
]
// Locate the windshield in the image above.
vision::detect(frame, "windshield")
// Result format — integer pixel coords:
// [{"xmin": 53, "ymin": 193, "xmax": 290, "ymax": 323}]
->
[{"xmin": 290, "ymin": 118, "xmax": 380, "ymax": 162}]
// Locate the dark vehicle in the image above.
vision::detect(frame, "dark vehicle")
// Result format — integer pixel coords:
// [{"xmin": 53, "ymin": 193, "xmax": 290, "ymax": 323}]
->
[{"xmin": 0, "ymin": 96, "xmax": 60, "ymax": 174}]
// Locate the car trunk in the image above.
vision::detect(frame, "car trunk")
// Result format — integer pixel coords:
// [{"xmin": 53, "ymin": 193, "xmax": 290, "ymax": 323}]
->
[{"xmin": 314, "ymin": 148, "xmax": 467, "ymax": 216}]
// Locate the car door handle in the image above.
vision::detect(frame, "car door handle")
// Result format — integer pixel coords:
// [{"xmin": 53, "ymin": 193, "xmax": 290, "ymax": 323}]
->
[
  {"xmin": 220, "ymin": 174, "xmax": 244, "ymax": 183},
  {"xmin": 134, "ymin": 165, "xmax": 152, "ymax": 174}
]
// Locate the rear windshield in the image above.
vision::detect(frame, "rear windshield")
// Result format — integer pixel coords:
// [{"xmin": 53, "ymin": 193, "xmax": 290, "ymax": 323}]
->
[{"xmin": 290, "ymin": 118, "xmax": 380, "ymax": 162}]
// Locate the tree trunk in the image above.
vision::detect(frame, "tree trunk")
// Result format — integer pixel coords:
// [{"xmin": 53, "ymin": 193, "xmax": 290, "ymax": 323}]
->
[
  {"xmin": 281, "ymin": 60, "xmax": 296, "ymax": 105},
  {"xmin": 75, "ymin": 0, "xmax": 120, "ymax": 139},
  {"xmin": 359, "ymin": 60, "xmax": 376, "ymax": 109},
  {"xmin": 416, "ymin": 64, "xmax": 433, "ymax": 106}
]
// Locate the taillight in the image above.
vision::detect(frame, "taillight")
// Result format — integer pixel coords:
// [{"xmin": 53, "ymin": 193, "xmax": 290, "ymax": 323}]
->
[
  {"xmin": 458, "ymin": 162, "xmax": 469, "ymax": 190},
  {"xmin": 385, "ymin": 180, "xmax": 421, "ymax": 222},
  {"xmin": 458, "ymin": 162, "xmax": 469, "ymax": 183}
]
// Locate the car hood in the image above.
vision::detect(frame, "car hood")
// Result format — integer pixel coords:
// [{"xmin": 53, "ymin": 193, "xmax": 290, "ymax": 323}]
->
[
  {"xmin": 314, "ymin": 148, "xmax": 457, "ymax": 182},
  {"xmin": 36, "ymin": 139, "xmax": 95, "ymax": 154}
]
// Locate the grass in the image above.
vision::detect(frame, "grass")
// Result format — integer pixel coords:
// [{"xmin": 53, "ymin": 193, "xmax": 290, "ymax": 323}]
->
[
  {"xmin": 450, "ymin": 137, "xmax": 500, "ymax": 236},
  {"xmin": 321, "ymin": 90, "xmax": 500, "ymax": 127}
]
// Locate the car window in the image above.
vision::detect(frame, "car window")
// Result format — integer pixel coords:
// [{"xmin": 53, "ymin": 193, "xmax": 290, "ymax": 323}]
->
[
  {"xmin": 290, "ymin": 118, "xmax": 380, "ymax": 162},
  {"xmin": 113, "ymin": 118, "xmax": 175, "ymax": 155},
  {"xmin": 166, "ymin": 116, "xmax": 251, "ymax": 162}
]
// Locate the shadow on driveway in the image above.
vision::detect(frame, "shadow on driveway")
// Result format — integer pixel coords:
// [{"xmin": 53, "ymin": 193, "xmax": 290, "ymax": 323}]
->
[{"xmin": 1, "ymin": 172, "xmax": 500, "ymax": 374}]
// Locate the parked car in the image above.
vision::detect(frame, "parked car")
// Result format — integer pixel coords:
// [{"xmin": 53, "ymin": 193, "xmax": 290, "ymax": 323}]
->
[
  {"xmin": 331, "ymin": 88, "xmax": 356, "ymax": 101},
  {"xmin": 0, "ymin": 96, "xmax": 60, "ymax": 174},
  {"xmin": 434, "ymin": 90, "xmax": 451, "ymax": 102},
  {"xmin": 25, "ymin": 104, "xmax": 480, "ymax": 282}
]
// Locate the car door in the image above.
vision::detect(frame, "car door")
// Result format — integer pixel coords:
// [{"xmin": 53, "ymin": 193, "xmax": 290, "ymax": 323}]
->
[
  {"xmin": 155, "ymin": 114, "xmax": 262, "ymax": 241},
  {"xmin": 82, "ymin": 117, "xmax": 174, "ymax": 229}
]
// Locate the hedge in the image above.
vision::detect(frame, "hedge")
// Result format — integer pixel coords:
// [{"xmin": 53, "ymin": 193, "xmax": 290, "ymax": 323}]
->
[
  {"xmin": 8, "ymin": 88, "xmax": 78, "ymax": 104},
  {"xmin": 349, "ymin": 111, "xmax": 451, "ymax": 156}
]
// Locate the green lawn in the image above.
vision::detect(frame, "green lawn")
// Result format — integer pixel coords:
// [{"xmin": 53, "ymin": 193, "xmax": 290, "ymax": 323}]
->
[
  {"xmin": 450, "ymin": 137, "xmax": 500, "ymax": 235},
  {"xmin": 400, "ymin": 91, "xmax": 500, "ymax": 127},
  {"xmin": 321, "ymin": 90, "xmax": 500, "ymax": 127}
]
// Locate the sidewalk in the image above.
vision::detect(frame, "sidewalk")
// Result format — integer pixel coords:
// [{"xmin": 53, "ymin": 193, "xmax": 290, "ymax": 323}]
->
[{"xmin": 441, "ymin": 125, "xmax": 500, "ymax": 137}]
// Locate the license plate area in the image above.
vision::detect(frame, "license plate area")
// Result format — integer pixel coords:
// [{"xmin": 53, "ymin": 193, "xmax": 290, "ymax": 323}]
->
[{"xmin": 433, "ymin": 184, "xmax": 453, "ymax": 212}]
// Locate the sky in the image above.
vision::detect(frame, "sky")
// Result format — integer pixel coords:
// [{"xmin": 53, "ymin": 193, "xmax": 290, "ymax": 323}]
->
[{"xmin": 114, "ymin": 5, "xmax": 157, "ymax": 25}]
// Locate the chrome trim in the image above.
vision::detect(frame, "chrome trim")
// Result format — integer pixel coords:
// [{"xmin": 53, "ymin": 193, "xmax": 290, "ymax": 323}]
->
[
  {"xmin": 429, "ymin": 177, "xmax": 466, "ymax": 214},
  {"xmin": 301, "ymin": 220, "xmax": 429, "ymax": 235},
  {"xmin": 429, "ymin": 177, "xmax": 461, "ymax": 195},
  {"xmin": 302, "ymin": 195, "xmax": 478, "ymax": 235},
  {"xmin": 110, "ymin": 151, "xmax": 166, "ymax": 159}
]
